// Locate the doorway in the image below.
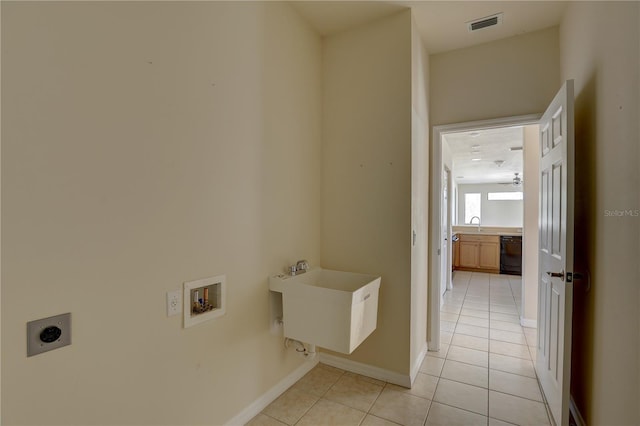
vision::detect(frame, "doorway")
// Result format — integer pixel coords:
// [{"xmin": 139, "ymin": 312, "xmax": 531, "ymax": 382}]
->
[{"xmin": 428, "ymin": 114, "xmax": 540, "ymax": 351}]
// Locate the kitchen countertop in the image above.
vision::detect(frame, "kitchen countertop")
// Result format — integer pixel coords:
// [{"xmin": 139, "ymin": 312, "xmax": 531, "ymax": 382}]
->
[
  {"xmin": 454, "ymin": 232, "xmax": 522, "ymax": 237},
  {"xmin": 452, "ymin": 225, "xmax": 522, "ymax": 237}
]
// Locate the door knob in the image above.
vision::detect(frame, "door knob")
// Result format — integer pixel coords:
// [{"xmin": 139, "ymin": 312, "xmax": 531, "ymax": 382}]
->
[{"xmin": 546, "ymin": 270, "xmax": 565, "ymax": 281}]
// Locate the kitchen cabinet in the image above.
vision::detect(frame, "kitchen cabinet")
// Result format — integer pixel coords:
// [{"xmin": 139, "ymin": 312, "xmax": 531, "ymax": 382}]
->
[{"xmin": 457, "ymin": 234, "xmax": 500, "ymax": 273}]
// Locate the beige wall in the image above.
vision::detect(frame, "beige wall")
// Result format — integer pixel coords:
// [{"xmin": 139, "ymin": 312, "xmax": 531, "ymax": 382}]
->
[
  {"xmin": 521, "ymin": 125, "xmax": 539, "ymax": 325},
  {"xmin": 410, "ymin": 15, "xmax": 429, "ymax": 375},
  {"xmin": 430, "ymin": 27, "xmax": 560, "ymax": 126},
  {"xmin": 559, "ymin": 2, "xmax": 640, "ymax": 424},
  {"xmin": 1, "ymin": 2, "xmax": 322, "ymax": 424},
  {"xmin": 322, "ymin": 11, "xmax": 413, "ymax": 375}
]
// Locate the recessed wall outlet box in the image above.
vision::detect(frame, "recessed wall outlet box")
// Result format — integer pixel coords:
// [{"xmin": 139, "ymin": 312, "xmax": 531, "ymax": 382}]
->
[
  {"xmin": 167, "ymin": 289, "xmax": 182, "ymax": 317},
  {"xmin": 27, "ymin": 313, "xmax": 72, "ymax": 357},
  {"xmin": 183, "ymin": 274, "xmax": 226, "ymax": 328}
]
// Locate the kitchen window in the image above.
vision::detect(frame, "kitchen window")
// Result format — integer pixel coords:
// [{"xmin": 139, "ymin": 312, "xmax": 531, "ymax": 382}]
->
[
  {"xmin": 488, "ymin": 191, "xmax": 524, "ymax": 201},
  {"xmin": 464, "ymin": 193, "xmax": 481, "ymax": 224}
]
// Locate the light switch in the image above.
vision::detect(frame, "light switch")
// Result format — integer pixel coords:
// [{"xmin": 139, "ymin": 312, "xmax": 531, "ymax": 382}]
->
[{"xmin": 167, "ymin": 289, "xmax": 182, "ymax": 317}]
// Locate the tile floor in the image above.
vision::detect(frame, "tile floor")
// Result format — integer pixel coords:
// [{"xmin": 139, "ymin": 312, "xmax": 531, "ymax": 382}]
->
[{"xmin": 247, "ymin": 272, "xmax": 550, "ymax": 426}]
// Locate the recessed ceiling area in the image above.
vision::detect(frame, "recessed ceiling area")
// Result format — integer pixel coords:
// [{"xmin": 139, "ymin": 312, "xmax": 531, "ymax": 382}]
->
[
  {"xmin": 444, "ymin": 126, "xmax": 524, "ymax": 185},
  {"xmin": 290, "ymin": 1, "xmax": 567, "ymax": 54}
]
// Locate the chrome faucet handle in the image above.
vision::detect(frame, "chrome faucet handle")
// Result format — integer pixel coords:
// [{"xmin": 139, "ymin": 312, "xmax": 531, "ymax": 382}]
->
[{"xmin": 295, "ymin": 259, "xmax": 309, "ymax": 271}]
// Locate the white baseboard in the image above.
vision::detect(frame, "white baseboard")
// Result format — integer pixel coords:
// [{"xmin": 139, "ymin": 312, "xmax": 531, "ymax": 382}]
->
[
  {"xmin": 520, "ymin": 317, "xmax": 537, "ymax": 328},
  {"xmin": 225, "ymin": 358, "xmax": 319, "ymax": 426},
  {"xmin": 410, "ymin": 344, "xmax": 428, "ymax": 386},
  {"xmin": 319, "ymin": 352, "xmax": 412, "ymax": 388},
  {"xmin": 570, "ymin": 395, "xmax": 586, "ymax": 426}
]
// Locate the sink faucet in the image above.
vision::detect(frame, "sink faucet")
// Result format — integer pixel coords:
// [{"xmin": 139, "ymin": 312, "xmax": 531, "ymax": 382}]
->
[
  {"xmin": 469, "ymin": 216, "xmax": 481, "ymax": 230},
  {"xmin": 288, "ymin": 260, "xmax": 309, "ymax": 276}
]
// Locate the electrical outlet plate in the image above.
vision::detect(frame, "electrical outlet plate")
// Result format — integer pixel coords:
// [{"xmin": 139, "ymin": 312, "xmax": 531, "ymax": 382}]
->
[
  {"xmin": 27, "ymin": 313, "xmax": 71, "ymax": 357},
  {"xmin": 167, "ymin": 289, "xmax": 182, "ymax": 317}
]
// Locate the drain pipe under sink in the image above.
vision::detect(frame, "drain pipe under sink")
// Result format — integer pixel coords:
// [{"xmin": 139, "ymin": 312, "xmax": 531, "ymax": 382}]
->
[{"xmin": 284, "ymin": 338, "xmax": 316, "ymax": 360}]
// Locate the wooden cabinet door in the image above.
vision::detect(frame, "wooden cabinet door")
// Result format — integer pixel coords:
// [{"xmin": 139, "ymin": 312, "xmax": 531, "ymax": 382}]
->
[
  {"xmin": 479, "ymin": 241, "xmax": 500, "ymax": 270},
  {"xmin": 459, "ymin": 242, "xmax": 479, "ymax": 268}
]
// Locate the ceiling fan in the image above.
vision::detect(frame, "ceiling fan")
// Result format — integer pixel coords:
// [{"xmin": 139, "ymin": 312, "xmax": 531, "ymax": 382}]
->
[
  {"xmin": 498, "ymin": 172, "xmax": 524, "ymax": 187},
  {"xmin": 512, "ymin": 172, "xmax": 523, "ymax": 187}
]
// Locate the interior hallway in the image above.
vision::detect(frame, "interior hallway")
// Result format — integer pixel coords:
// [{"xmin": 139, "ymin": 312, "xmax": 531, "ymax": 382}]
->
[
  {"xmin": 429, "ymin": 271, "xmax": 548, "ymax": 425},
  {"xmin": 248, "ymin": 271, "xmax": 547, "ymax": 426}
]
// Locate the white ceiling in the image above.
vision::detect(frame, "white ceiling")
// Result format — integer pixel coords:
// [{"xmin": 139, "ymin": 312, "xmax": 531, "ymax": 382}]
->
[
  {"xmin": 290, "ymin": 1, "xmax": 567, "ymax": 54},
  {"xmin": 443, "ymin": 126, "xmax": 525, "ymax": 185}
]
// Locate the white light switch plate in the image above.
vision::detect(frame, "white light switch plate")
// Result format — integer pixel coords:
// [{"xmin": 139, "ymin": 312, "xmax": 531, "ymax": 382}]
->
[{"xmin": 167, "ymin": 289, "xmax": 182, "ymax": 317}]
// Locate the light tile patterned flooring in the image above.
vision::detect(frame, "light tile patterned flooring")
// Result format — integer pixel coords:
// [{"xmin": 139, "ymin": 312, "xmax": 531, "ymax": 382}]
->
[{"xmin": 247, "ymin": 272, "xmax": 550, "ymax": 426}]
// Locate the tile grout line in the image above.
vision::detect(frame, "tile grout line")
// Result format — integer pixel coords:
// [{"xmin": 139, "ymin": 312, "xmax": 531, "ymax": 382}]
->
[
  {"xmin": 489, "ymin": 388, "xmax": 547, "ymax": 404},
  {"xmin": 426, "ymin": 399, "xmax": 490, "ymax": 423}
]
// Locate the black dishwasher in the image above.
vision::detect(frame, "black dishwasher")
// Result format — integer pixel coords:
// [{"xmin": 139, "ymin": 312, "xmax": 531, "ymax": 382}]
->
[{"xmin": 500, "ymin": 236, "xmax": 522, "ymax": 275}]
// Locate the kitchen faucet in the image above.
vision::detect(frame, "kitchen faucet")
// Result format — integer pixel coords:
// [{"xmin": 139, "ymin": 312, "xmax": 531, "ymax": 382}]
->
[{"xmin": 469, "ymin": 216, "xmax": 481, "ymax": 230}]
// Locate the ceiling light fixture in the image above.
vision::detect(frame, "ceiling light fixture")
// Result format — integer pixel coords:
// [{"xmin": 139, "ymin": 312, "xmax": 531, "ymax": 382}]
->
[
  {"xmin": 510, "ymin": 146, "xmax": 523, "ymax": 151},
  {"xmin": 471, "ymin": 158, "xmax": 481, "ymax": 162},
  {"xmin": 494, "ymin": 160, "xmax": 505, "ymax": 167}
]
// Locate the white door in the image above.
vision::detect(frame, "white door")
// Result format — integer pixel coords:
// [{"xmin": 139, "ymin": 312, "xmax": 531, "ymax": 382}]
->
[
  {"xmin": 536, "ymin": 80, "xmax": 574, "ymax": 426},
  {"xmin": 441, "ymin": 168, "xmax": 449, "ymax": 298}
]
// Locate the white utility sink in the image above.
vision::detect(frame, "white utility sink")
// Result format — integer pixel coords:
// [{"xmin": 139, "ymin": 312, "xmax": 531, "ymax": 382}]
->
[{"xmin": 269, "ymin": 267, "xmax": 381, "ymax": 354}]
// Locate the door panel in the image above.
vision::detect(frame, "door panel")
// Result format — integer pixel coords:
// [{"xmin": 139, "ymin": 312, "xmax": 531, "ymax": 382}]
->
[
  {"xmin": 538, "ymin": 273, "xmax": 548, "ymax": 356},
  {"xmin": 540, "ymin": 169, "xmax": 550, "ymax": 254},
  {"xmin": 536, "ymin": 80, "xmax": 574, "ymax": 426},
  {"xmin": 552, "ymin": 161, "xmax": 563, "ymax": 259}
]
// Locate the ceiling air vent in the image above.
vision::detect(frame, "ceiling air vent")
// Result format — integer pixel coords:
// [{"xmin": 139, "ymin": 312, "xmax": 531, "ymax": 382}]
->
[{"xmin": 467, "ymin": 13, "xmax": 503, "ymax": 32}]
